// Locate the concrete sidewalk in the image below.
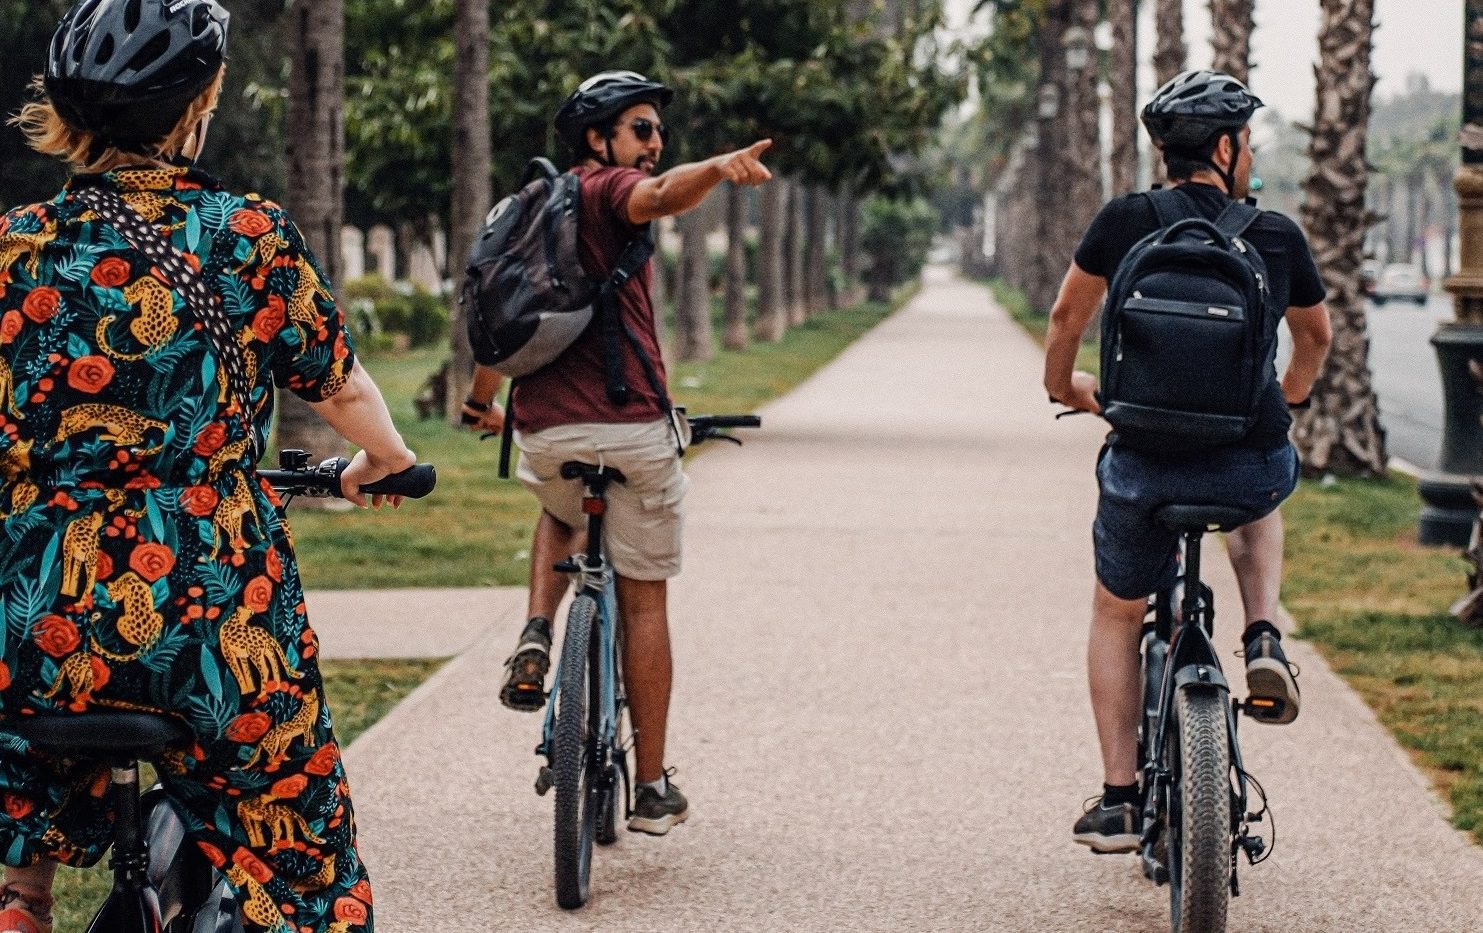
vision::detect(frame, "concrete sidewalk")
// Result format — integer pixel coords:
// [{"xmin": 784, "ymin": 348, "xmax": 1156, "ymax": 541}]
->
[{"xmin": 327, "ymin": 267, "xmax": 1483, "ymax": 931}]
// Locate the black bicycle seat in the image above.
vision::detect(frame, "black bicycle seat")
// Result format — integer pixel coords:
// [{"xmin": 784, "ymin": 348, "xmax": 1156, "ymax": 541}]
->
[
  {"xmin": 4, "ymin": 712, "xmax": 192, "ymax": 760},
  {"xmin": 559, "ymin": 461, "xmax": 627, "ymax": 484},
  {"xmin": 1154, "ymin": 503, "xmax": 1259, "ymax": 533}
]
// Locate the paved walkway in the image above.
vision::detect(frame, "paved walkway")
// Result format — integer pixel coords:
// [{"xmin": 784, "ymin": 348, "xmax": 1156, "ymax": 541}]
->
[{"xmin": 320, "ymin": 268, "xmax": 1483, "ymax": 931}]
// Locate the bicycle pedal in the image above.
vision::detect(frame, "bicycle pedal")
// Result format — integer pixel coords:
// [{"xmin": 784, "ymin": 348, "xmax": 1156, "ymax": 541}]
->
[
  {"xmin": 1241, "ymin": 696, "xmax": 1285, "ymax": 720},
  {"xmin": 553, "ymin": 559, "xmax": 580, "ymax": 573},
  {"xmin": 535, "ymin": 767, "xmax": 554, "ymax": 796}
]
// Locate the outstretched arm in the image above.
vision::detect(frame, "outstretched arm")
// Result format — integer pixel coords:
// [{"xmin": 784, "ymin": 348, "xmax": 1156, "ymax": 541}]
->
[{"xmin": 627, "ymin": 140, "xmax": 773, "ymax": 225}]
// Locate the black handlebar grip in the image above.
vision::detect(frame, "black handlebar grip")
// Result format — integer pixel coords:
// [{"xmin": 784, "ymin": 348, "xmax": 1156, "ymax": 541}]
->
[
  {"xmin": 354, "ymin": 463, "xmax": 438, "ymax": 499},
  {"xmin": 698, "ymin": 415, "xmax": 761, "ymax": 429}
]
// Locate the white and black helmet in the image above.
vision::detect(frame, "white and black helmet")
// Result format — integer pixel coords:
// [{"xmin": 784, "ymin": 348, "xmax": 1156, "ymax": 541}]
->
[
  {"xmin": 45, "ymin": 0, "xmax": 230, "ymax": 148},
  {"xmin": 1141, "ymin": 69, "xmax": 1263, "ymax": 150},
  {"xmin": 554, "ymin": 70, "xmax": 673, "ymax": 156}
]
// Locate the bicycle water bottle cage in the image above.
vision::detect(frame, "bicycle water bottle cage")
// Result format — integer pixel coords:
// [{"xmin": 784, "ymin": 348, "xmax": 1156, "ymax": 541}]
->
[{"xmin": 1154, "ymin": 503, "xmax": 1259, "ymax": 533}]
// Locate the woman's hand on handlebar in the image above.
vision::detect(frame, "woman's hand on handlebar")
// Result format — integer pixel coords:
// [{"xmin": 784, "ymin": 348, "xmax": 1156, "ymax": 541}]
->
[{"xmin": 340, "ymin": 447, "xmax": 417, "ymax": 509}]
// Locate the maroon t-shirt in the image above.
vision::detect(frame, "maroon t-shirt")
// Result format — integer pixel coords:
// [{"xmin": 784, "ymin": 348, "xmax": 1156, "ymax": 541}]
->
[{"xmin": 512, "ymin": 166, "xmax": 668, "ymax": 432}]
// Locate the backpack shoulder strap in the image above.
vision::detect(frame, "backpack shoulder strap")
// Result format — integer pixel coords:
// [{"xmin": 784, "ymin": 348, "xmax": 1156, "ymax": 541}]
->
[
  {"xmin": 1212, "ymin": 200, "xmax": 1261, "ymax": 240},
  {"xmin": 1144, "ymin": 188, "xmax": 1198, "ymax": 228}
]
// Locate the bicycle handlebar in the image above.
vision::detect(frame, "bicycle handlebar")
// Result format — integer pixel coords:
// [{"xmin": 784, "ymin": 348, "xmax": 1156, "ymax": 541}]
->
[
  {"xmin": 686, "ymin": 413, "xmax": 761, "ymax": 446},
  {"xmin": 257, "ymin": 449, "xmax": 437, "ymax": 499}
]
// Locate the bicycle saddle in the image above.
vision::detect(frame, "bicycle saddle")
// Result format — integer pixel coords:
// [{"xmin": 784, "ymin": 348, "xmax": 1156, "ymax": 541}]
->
[
  {"xmin": 1154, "ymin": 503, "xmax": 1260, "ymax": 533},
  {"xmin": 4, "ymin": 712, "xmax": 192, "ymax": 760},
  {"xmin": 560, "ymin": 461, "xmax": 627, "ymax": 484}
]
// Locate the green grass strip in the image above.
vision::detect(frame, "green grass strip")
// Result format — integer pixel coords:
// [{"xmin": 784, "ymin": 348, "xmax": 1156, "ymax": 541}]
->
[{"xmin": 288, "ymin": 295, "xmax": 902, "ymax": 589}]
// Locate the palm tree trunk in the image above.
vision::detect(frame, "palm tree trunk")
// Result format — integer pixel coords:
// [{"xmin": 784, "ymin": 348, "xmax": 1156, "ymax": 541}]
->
[
  {"xmin": 1034, "ymin": 0, "xmax": 1070, "ymax": 312},
  {"xmin": 673, "ymin": 199, "xmax": 714, "ymax": 362},
  {"xmin": 755, "ymin": 181, "xmax": 787, "ymax": 342},
  {"xmin": 1151, "ymin": 0, "xmax": 1186, "ymax": 185},
  {"xmin": 838, "ymin": 190, "xmax": 863, "ymax": 306},
  {"xmin": 785, "ymin": 178, "xmax": 807, "ymax": 327},
  {"xmin": 1209, "ymin": 0, "xmax": 1255, "ymax": 85},
  {"xmin": 722, "ymin": 183, "xmax": 748, "ymax": 351},
  {"xmin": 446, "ymin": 0, "xmax": 489, "ymax": 422},
  {"xmin": 1293, "ymin": 0, "xmax": 1386, "ymax": 476},
  {"xmin": 805, "ymin": 186, "xmax": 829, "ymax": 314},
  {"xmin": 278, "ymin": 0, "xmax": 346, "ymax": 473},
  {"xmin": 1108, "ymin": 0, "xmax": 1138, "ymax": 195}
]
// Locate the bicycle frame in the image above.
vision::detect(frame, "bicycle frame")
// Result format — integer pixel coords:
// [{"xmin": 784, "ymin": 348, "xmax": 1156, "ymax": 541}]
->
[
  {"xmin": 1139, "ymin": 529, "xmax": 1262, "ymax": 893},
  {"xmin": 534, "ymin": 463, "xmax": 632, "ymax": 829}
]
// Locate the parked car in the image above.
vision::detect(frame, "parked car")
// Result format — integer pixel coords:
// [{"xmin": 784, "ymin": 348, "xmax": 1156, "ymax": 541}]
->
[
  {"xmin": 1361, "ymin": 259, "xmax": 1381, "ymax": 297},
  {"xmin": 1372, "ymin": 263, "xmax": 1429, "ymax": 306}
]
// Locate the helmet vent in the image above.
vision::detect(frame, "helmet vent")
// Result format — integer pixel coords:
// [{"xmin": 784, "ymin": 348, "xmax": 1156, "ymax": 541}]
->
[
  {"xmin": 123, "ymin": 0, "xmax": 142, "ymax": 32},
  {"xmin": 95, "ymin": 35, "xmax": 114, "ymax": 65},
  {"xmin": 125, "ymin": 32, "xmax": 171, "ymax": 74},
  {"xmin": 190, "ymin": 5, "xmax": 210, "ymax": 36}
]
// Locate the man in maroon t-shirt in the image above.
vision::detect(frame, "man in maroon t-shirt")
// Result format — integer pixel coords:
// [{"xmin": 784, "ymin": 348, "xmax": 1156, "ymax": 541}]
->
[{"xmin": 464, "ymin": 71, "xmax": 771, "ymax": 835}]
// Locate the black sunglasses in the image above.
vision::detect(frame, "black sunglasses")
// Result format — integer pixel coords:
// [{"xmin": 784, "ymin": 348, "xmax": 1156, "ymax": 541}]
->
[{"xmin": 626, "ymin": 117, "xmax": 669, "ymax": 143}]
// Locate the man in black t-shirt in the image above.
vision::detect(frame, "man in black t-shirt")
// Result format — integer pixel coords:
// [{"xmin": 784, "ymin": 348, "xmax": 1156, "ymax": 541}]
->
[{"xmin": 1041, "ymin": 71, "xmax": 1333, "ymax": 854}]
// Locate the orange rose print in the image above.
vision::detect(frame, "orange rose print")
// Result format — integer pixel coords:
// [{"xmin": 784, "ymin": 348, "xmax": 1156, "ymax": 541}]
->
[
  {"xmin": 0, "ymin": 310, "xmax": 22, "ymax": 343},
  {"xmin": 128, "ymin": 542, "xmax": 175, "ymax": 582},
  {"xmin": 95, "ymin": 551, "xmax": 113, "ymax": 581},
  {"xmin": 192, "ymin": 422, "xmax": 227, "ymax": 456},
  {"xmin": 21, "ymin": 286, "xmax": 61, "ymax": 323},
  {"xmin": 232, "ymin": 848, "xmax": 274, "ymax": 884},
  {"xmin": 251, "ymin": 294, "xmax": 286, "ymax": 342},
  {"xmin": 303, "ymin": 743, "xmax": 340, "ymax": 777},
  {"xmin": 3, "ymin": 793, "xmax": 33, "ymax": 820},
  {"xmin": 182, "ymin": 485, "xmax": 220, "ymax": 517},
  {"xmin": 271, "ymin": 774, "xmax": 308, "ymax": 799},
  {"xmin": 66, "ymin": 355, "xmax": 115, "ymax": 393},
  {"xmin": 32, "ymin": 614, "xmax": 80, "ymax": 657},
  {"xmin": 333, "ymin": 897, "xmax": 368, "ymax": 925},
  {"xmin": 243, "ymin": 575, "xmax": 273, "ymax": 613},
  {"xmin": 197, "ymin": 841, "xmax": 227, "ymax": 868},
  {"xmin": 348, "ymin": 880, "xmax": 373, "ymax": 905},
  {"xmin": 225, "ymin": 711, "xmax": 271, "ymax": 744},
  {"xmin": 0, "ymin": 660, "xmax": 9, "ymax": 691},
  {"xmin": 228, "ymin": 209, "xmax": 273, "ymax": 237},
  {"xmin": 90, "ymin": 257, "xmax": 132, "ymax": 288}
]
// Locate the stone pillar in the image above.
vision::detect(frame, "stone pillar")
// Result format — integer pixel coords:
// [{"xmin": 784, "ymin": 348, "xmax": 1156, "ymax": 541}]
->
[
  {"xmin": 340, "ymin": 226, "xmax": 365, "ymax": 283},
  {"xmin": 367, "ymin": 225, "xmax": 396, "ymax": 282}
]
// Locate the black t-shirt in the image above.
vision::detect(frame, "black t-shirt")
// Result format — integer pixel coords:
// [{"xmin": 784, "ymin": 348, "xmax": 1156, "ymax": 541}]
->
[{"xmin": 1074, "ymin": 183, "xmax": 1327, "ymax": 451}]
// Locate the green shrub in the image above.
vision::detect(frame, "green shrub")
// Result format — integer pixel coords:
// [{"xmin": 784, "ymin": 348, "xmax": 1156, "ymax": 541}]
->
[{"xmin": 340, "ymin": 275, "xmax": 449, "ymax": 348}]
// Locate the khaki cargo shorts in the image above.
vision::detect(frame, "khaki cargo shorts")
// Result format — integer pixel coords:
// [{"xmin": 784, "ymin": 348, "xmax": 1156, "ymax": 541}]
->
[{"xmin": 515, "ymin": 418, "xmax": 688, "ymax": 581}]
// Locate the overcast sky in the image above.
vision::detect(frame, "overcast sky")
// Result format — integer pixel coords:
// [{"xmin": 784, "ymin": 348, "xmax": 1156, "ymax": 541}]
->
[{"xmin": 947, "ymin": 0, "xmax": 1464, "ymax": 120}]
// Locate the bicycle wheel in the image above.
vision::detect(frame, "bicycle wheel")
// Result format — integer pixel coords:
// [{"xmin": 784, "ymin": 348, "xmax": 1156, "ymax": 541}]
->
[
  {"xmin": 1166, "ymin": 688, "xmax": 1231, "ymax": 933},
  {"xmin": 553, "ymin": 594, "xmax": 598, "ymax": 909}
]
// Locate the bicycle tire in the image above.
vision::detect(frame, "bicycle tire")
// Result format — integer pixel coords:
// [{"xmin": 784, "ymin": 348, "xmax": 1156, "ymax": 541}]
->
[
  {"xmin": 1167, "ymin": 688, "xmax": 1231, "ymax": 933},
  {"xmin": 553, "ymin": 594, "xmax": 598, "ymax": 909}
]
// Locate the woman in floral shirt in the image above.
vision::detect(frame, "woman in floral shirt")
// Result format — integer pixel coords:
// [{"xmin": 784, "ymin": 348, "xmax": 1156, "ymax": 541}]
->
[{"xmin": 0, "ymin": 2, "xmax": 416, "ymax": 931}]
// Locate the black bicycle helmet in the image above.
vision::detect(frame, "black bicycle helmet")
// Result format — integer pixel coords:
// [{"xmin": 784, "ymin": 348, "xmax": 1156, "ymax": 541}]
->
[
  {"xmin": 554, "ymin": 70, "xmax": 673, "ymax": 161},
  {"xmin": 1141, "ymin": 69, "xmax": 1262, "ymax": 150},
  {"xmin": 44, "ymin": 0, "xmax": 230, "ymax": 149}
]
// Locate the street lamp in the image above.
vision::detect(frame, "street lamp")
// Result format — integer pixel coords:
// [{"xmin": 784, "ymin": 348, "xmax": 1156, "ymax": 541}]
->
[{"xmin": 1420, "ymin": 0, "xmax": 1483, "ymax": 544}]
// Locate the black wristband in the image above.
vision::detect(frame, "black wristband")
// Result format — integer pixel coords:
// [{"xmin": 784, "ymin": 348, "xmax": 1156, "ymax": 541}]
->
[
  {"xmin": 462, "ymin": 398, "xmax": 490, "ymax": 412},
  {"xmin": 1288, "ymin": 396, "xmax": 1311, "ymax": 411}
]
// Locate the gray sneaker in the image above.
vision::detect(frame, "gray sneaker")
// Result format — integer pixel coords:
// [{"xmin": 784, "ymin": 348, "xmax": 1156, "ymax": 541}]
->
[
  {"xmin": 1072, "ymin": 797, "xmax": 1139, "ymax": 854},
  {"xmin": 1242, "ymin": 629, "xmax": 1300, "ymax": 725},
  {"xmin": 628, "ymin": 779, "xmax": 689, "ymax": 836}
]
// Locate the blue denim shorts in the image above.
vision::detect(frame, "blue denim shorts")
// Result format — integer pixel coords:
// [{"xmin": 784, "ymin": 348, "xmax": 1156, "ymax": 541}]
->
[{"xmin": 1093, "ymin": 442, "xmax": 1300, "ymax": 600}]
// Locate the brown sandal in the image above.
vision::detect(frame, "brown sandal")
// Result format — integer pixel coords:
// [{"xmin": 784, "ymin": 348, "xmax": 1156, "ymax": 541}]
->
[{"xmin": 0, "ymin": 884, "xmax": 53, "ymax": 933}]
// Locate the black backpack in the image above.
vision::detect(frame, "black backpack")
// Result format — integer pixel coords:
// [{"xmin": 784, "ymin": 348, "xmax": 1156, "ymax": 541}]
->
[
  {"xmin": 461, "ymin": 157, "xmax": 652, "ymax": 378},
  {"xmin": 1098, "ymin": 188, "xmax": 1273, "ymax": 452}
]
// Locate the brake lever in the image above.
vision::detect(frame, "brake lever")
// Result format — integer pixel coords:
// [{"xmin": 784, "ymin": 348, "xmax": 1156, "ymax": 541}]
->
[{"xmin": 1054, "ymin": 408, "xmax": 1090, "ymax": 419}]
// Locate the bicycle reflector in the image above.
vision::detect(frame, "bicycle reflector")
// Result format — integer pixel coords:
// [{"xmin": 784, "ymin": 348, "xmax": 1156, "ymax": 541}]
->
[{"xmin": 582, "ymin": 496, "xmax": 606, "ymax": 515}]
